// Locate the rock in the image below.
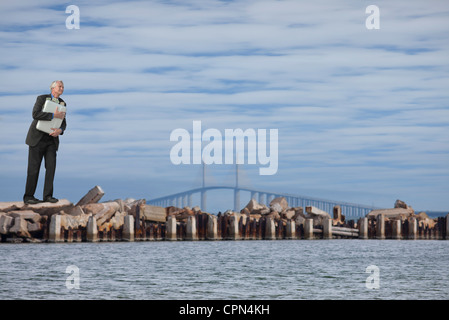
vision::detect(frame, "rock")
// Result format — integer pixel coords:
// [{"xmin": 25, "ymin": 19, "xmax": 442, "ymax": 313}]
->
[
  {"xmin": 7, "ymin": 210, "xmax": 41, "ymax": 223},
  {"xmin": 269, "ymin": 197, "xmax": 288, "ymax": 212},
  {"xmin": 24, "ymin": 199, "xmax": 73, "ymax": 216},
  {"xmin": 60, "ymin": 213, "xmax": 90, "ymax": 230},
  {"xmin": 305, "ymin": 206, "xmax": 331, "ymax": 226},
  {"xmin": 83, "ymin": 202, "xmax": 120, "ymax": 222},
  {"xmin": 267, "ymin": 211, "xmax": 280, "ymax": 220},
  {"xmin": 394, "ymin": 199, "xmax": 409, "ymax": 209},
  {"xmin": 0, "ymin": 201, "xmax": 24, "ymax": 212},
  {"xmin": 69, "ymin": 205, "xmax": 85, "ymax": 216},
  {"xmin": 97, "ymin": 203, "xmax": 120, "ymax": 226},
  {"xmin": 293, "ymin": 207, "xmax": 306, "ymax": 226},
  {"xmin": 366, "ymin": 207, "xmax": 414, "ymax": 220},
  {"xmin": 27, "ymin": 221, "xmax": 42, "ymax": 233},
  {"xmin": 0, "ymin": 215, "xmax": 14, "ymax": 234},
  {"xmin": 282, "ymin": 209, "xmax": 296, "ymax": 220},
  {"xmin": 245, "ymin": 199, "xmax": 264, "ymax": 212},
  {"xmin": 75, "ymin": 185, "xmax": 105, "ymax": 206},
  {"xmin": 110, "ymin": 211, "xmax": 126, "ymax": 230},
  {"xmin": 416, "ymin": 212, "xmax": 436, "ymax": 229},
  {"xmin": 140, "ymin": 205, "xmax": 167, "ymax": 223},
  {"xmin": 9, "ymin": 217, "xmax": 31, "ymax": 238}
]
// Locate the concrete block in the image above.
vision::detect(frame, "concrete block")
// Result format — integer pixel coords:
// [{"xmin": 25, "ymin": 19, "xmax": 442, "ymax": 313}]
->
[
  {"xmin": 359, "ymin": 217, "xmax": 369, "ymax": 239},
  {"xmin": 285, "ymin": 220, "xmax": 296, "ymax": 239},
  {"xmin": 304, "ymin": 218, "xmax": 314, "ymax": 239},
  {"xmin": 206, "ymin": 215, "xmax": 218, "ymax": 240},
  {"xmin": 75, "ymin": 185, "xmax": 104, "ymax": 206},
  {"xmin": 48, "ymin": 214, "xmax": 62, "ymax": 242},
  {"xmin": 9, "ymin": 217, "xmax": 31, "ymax": 238},
  {"xmin": 86, "ymin": 215, "xmax": 98, "ymax": 242},
  {"xmin": 123, "ymin": 215, "xmax": 134, "ymax": 241},
  {"xmin": 408, "ymin": 217, "xmax": 417, "ymax": 240},
  {"xmin": 229, "ymin": 215, "xmax": 241, "ymax": 240},
  {"xmin": 0, "ymin": 215, "xmax": 14, "ymax": 234},
  {"xmin": 264, "ymin": 216, "xmax": 276, "ymax": 240},
  {"xmin": 323, "ymin": 218, "xmax": 332, "ymax": 239},
  {"xmin": 376, "ymin": 214, "xmax": 385, "ymax": 239},
  {"xmin": 186, "ymin": 215, "xmax": 198, "ymax": 240},
  {"xmin": 166, "ymin": 215, "xmax": 177, "ymax": 241},
  {"xmin": 392, "ymin": 219, "xmax": 402, "ymax": 240}
]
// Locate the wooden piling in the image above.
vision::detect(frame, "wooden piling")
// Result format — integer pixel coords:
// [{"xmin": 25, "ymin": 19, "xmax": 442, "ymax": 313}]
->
[
  {"xmin": 323, "ymin": 218, "xmax": 332, "ymax": 239},
  {"xmin": 285, "ymin": 220, "xmax": 296, "ymax": 239},
  {"xmin": 228, "ymin": 215, "xmax": 241, "ymax": 240},
  {"xmin": 376, "ymin": 214, "xmax": 385, "ymax": 240},
  {"xmin": 392, "ymin": 219, "xmax": 402, "ymax": 240},
  {"xmin": 265, "ymin": 216, "xmax": 276, "ymax": 240},
  {"xmin": 359, "ymin": 217, "xmax": 368, "ymax": 239},
  {"xmin": 304, "ymin": 219, "xmax": 314, "ymax": 239},
  {"xmin": 166, "ymin": 216, "xmax": 177, "ymax": 241},
  {"xmin": 86, "ymin": 215, "xmax": 98, "ymax": 242},
  {"xmin": 186, "ymin": 215, "xmax": 198, "ymax": 240},
  {"xmin": 206, "ymin": 215, "xmax": 218, "ymax": 240},
  {"xmin": 48, "ymin": 214, "xmax": 62, "ymax": 243},
  {"xmin": 123, "ymin": 215, "xmax": 134, "ymax": 241},
  {"xmin": 408, "ymin": 217, "xmax": 417, "ymax": 240}
]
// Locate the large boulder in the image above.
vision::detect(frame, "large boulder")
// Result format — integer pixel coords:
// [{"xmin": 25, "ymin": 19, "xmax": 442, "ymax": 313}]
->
[
  {"xmin": 7, "ymin": 210, "xmax": 41, "ymax": 223},
  {"xmin": 0, "ymin": 214, "xmax": 14, "ymax": 234},
  {"xmin": 9, "ymin": 217, "xmax": 31, "ymax": 238},
  {"xmin": 269, "ymin": 197, "xmax": 288, "ymax": 213},
  {"xmin": 244, "ymin": 199, "xmax": 269, "ymax": 214},
  {"xmin": 305, "ymin": 206, "xmax": 331, "ymax": 226}
]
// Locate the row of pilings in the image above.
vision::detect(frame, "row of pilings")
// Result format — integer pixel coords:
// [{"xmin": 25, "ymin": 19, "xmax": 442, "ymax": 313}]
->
[
  {"xmin": 1, "ymin": 186, "xmax": 448, "ymax": 243},
  {"xmin": 32, "ymin": 210, "xmax": 449, "ymax": 243}
]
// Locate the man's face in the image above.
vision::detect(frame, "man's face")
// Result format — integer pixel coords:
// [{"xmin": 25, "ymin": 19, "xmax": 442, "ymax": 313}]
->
[{"xmin": 52, "ymin": 82, "xmax": 64, "ymax": 96}]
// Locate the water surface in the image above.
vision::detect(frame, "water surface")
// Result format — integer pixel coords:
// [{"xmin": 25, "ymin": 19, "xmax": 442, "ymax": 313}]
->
[{"xmin": 1, "ymin": 240, "xmax": 447, "ymax": 300}]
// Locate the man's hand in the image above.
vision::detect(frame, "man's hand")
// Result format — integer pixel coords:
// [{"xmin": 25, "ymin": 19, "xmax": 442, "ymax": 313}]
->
[
  {"xmin": 50, "ymin": 128, "xmax": 62, "ymax": 137},
  {"xmin": 54, "ymin": 108, "xmax": 66, "ymax": 119}
]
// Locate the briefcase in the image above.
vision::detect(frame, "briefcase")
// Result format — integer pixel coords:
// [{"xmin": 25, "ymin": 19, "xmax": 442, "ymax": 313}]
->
[{"xmin": 36, "ymin": 99, "xmax": 66, "ymax": 134}]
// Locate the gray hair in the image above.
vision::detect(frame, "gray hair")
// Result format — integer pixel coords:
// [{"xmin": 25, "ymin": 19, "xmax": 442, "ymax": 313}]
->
[{"xmin": 50, "ymin": 80, "xmax": 64, "ymax": 89}]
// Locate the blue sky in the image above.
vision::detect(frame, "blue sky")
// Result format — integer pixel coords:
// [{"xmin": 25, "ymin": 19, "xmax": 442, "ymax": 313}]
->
[{"xmin": 0, "ymin": 0, "xmax": 448, "ymax": 213}]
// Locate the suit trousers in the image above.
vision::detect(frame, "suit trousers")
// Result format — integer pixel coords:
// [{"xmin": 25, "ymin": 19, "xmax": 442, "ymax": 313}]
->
[{"xmin": 24, "ymin": 134, "xmax": 57, "ymax": 201}]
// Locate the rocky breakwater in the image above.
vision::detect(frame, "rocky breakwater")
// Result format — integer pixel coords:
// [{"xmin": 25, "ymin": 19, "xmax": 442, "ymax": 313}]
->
[
  {"xmin": 163, "ymin": 196, "xmax": 357, "ymax": 241},
  {"xmin": 0, "ymin": 187, "xmax": 447, "ymax": 242},
  {"xmin": 363, "ymin": 200, "xmax": 448, "ymax": 240},
  {"xmin": 0, "ymin": 186, "xmax": 140, "ymax": 243}
]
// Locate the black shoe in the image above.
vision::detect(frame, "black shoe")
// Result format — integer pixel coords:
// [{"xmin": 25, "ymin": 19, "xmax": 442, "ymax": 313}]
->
[
  {"xmin": 44, "ymin": 196, "xmax": 59, "ymax": 203},
  {"xmin": 24, "ymin": 197, "xmax": 42, "ymax": 205}
]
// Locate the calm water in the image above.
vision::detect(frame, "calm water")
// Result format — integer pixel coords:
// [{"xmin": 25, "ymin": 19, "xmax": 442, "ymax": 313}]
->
[{"xmin": 0, "ymin": 240, "xmax": 448, "ymax": 300}]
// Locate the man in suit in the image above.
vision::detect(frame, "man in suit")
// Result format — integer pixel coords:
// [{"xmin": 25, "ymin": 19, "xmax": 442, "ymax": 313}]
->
[{"xmin": 23, "ymin": 80, "xmax": 67, "ymax": 204}]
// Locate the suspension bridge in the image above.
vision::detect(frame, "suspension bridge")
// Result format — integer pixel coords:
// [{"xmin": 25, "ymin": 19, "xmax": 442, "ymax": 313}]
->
[{"xmin": 147, "ymin": 164, "xmax": 379, "ymax": 219}]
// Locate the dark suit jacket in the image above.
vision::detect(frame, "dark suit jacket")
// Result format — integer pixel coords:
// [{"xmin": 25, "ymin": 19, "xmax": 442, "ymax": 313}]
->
[{"xmin": 25, "ymin": 94, "xmax": 67, "ymax": 151}]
